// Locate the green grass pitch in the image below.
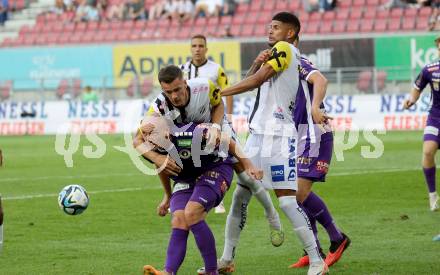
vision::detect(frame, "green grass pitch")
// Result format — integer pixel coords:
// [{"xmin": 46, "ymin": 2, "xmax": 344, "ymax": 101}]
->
[{"xmin": 0, "ymin": 131, "xmax": 439, "ymax": 274}]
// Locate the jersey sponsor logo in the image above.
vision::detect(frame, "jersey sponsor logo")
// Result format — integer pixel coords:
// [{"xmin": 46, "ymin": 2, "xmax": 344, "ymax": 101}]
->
[
  {"xmin": 287, "ymin": 169, "xmax": 296, "ymax": 181},
  {"xmin": 273, "ymin": 106, "xmax": 285, "ymax": 120},
  {"xmin": 271, "ymin": 165, "xmax": 285, "ymax": 182},
  {"xmin": 298, "ymin": 156, "xmax": 312, "ymax": 165},
  {"xmin": 192, "ymin": 85, "xmax": 209, "ymax": 94},
  {"xmin": 316, "ymin": 160, "xmax": 329, "ymax": 173},
  {"xmin": 173, "ymin": 183, "xmax": 190, "ymax": 193},
  {"xmin": 432, "ymin": 72, "xmax": 440, "ymax": 77}
]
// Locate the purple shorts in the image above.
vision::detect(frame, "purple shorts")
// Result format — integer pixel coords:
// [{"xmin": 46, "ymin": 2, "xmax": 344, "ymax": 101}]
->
[
  {"xmin": 169, "ymin": 163, "xmax": 233, "ymax": 213},
  {"xmin": 297, "ymin": 132, "xmax": 333, "ymax": 182},
  {"xmin": 423, "ymin": 115, "xmax": 440, "ymax": 144}
]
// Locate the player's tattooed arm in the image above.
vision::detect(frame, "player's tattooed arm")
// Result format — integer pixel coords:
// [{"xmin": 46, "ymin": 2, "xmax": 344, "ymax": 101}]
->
[
  {"xmin": 221, "ymin": 64, "xmax": 276, "ymax": 97},
  {"xmin": 245, "ymin": 49, "xmax": 271, "ymax": 78},
  {"xmin": 403, "ymin": 88, "xmax": 422, "ymax": 109}
]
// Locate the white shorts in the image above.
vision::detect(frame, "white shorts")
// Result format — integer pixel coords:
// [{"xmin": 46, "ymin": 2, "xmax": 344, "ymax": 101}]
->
[{"xmin": 244, "ymin": 133, "xmax": 297, "ymax": 190}]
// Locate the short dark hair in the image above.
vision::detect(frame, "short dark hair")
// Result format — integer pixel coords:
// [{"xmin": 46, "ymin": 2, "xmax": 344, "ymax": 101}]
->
[
  {"xmin": 191, "ymin": 34, "xmax": 207, "ymax": 45},
  {"xmin": 272, "ymin": 12, "xmax": 301, "ymax": 37},
  {"xmin": 435, "ymin": 36, "xmax": 440, "ymax": 46},
  {"xmin": 158, "ymin": 65, "xmax": 183, "ymax": 84}
]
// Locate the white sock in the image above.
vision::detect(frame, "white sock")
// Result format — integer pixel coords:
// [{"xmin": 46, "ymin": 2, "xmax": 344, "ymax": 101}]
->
[
  {"xmin": 278, "ymin": 196, "xmax": 322, "ymax": 264},
  {"xmin": 222, "ymin": 184, "xmax": 252, "ymax": 261},
  {"xmin": 237, "ymin": 171, "xmax": 281, "ymax": 230}
]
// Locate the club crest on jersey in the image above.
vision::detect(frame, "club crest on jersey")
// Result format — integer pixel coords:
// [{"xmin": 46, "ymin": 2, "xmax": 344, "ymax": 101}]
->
[
  {"xmin": 179, "ymin": 149, "xmax": 191, "ymax": 160},
  {"xmin": 271, "ymin": 165, "xmax": 285, "ymax": 182},
  {"xmin": 316, "ymin": 161, "xmax": 329, "ymax": 173}
]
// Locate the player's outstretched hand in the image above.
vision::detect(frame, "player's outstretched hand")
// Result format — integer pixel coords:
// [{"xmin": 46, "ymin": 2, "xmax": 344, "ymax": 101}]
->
[
  {"xmin": 153, "ymin": 154, "xmax": 181, "ymax": 176},
  {"xmin": 157, "ymin": 196, "xmax": 170, "ymax": 217},
  {"xmin": 403, "ymin": 99, "xmax": 415, "ymax": 109}
]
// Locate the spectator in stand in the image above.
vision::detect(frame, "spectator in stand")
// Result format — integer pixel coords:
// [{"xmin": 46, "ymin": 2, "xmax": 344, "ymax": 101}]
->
[
  {"xmin": 429, "ymin": 1, "xmax": 440, "ymax": 31},
  {"xmin": 303, "ymin": 0, "xmax": 334, "ymax": 12},
  {"xmin": 170, "ymin": 0, "xmax": 194, "ymax": 22},
  {"xmin": 74, "ymin": 0, "xmax": 100, "ymax": 22},
  {"xmin": 125, "ymin": 0, "xmax": 146, "ymax": 20},
  {"xmin": 96, "ymin": 0, "xmax": 108, "ymax": 18},
  {"xmin": 221, "ymin": 0, "xmax": 236, "ymax": 16},
  {"xmin": 50, "ymin": 0, "xmax": 66, "ymax": 14},
  {"xmin": 106, "ymin": 0, "xmax": 125, "ymax": 20},
  {"xmin": 63, "ymin": 0, "xmax": 75, "ymax": 11},
  {"xmin": 161, "ymin": 0, "xmax": 178, "ymax": 20},
  {"xmin": 148, "ymin": 0, "xmax": 167, "ymax": 20},
  {"xmin": 221, "ymin": 25, "xmax": 234, "ymax": 38},
  {"xmin": 82, "ymin": 86, "xmax": 99, "ymax": 103},
  {"xmin": 194, "ymin": 0, "xmax": 223, "ymax": 18},
  {"xmin": 0, "ymin": 0, "xmax": 8, "ymax": 26}
]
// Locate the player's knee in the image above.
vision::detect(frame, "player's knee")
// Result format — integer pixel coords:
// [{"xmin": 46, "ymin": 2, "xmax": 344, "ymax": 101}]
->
[
  {"xmin": 171, "ymin": 213, "xmax": 188, "ymax": 230},
  {"xmin": 423, "ymin": 149, "xmax": 436, "ymax": 160},
  {"xmin": 184, "ymin": 207, "xmax": 203, "ymax": 226}
]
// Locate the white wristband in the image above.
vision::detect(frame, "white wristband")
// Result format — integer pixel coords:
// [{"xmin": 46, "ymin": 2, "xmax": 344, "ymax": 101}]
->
[{"xmin": 211, "ymin": 123, "xmax": 221, "ymax": 130}]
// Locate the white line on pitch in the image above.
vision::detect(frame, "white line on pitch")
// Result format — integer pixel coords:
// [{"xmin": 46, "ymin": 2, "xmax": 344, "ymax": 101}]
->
[
  {"xmin": 2, "ymin": 186, "xmax": 159, "ymax": 201},
  {"xmin": 0, "ymin": 172, "xmax": 142, "ymax": 183}
]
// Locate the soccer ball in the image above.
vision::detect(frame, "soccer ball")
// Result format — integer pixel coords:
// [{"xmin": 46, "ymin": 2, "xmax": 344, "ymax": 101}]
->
[{"xmin": 58, "ymin": 185, "xmax": 89, "ymax": 215}]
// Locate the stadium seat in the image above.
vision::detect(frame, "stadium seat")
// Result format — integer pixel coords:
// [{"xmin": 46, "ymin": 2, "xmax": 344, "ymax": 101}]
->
[
  {"xmin": 273, "ymin": 0, "xmax": 288, "ymax": 13},
  {"xmin": 363, "ymin": 7, "xmax": 376, "ymax": 19},
  {"xmin": 250, "ymin": 0, "xmax": 263, "ymax": 12},
  {"xmin": 1, "ymin": 37, "xmax": 13, "ymax": 47},
  {"xmin": 346, "ymin": 19, "xmax": 360, "ymax": 32},
  {"xmin": 402, "ymin": 17, "xmax": 415, "ymax": 31},
  {"xmin": 53, "ymin": 23, "xmax": 63, "ymax": 33},
  {"xmin": 129, "ymin": 31, "xmax": 141, "ymax": 41},
  {"xmin": 104, "ymin": 31, "xmax": 117, "ymax": 42},
  {"xmin": 81, "ymin": 31, "xmax": 95, "ymax": 43},
  {"xmin": 245, "ymin": 11, "xmax": 259, "ymax": 24},
  {"xmin": 416, "ymin": 17, "xmax": 430, "ymax": 30},
  {"xmin": 207, "ymin": 16, "xmax": 219, "ymax": 26},
  {"xmin": 99, "ymin": 21, "xmax": 110, "ymax": 31},
  {"xmin": 323, "ymin": 11, "xmax": 336, "ymax": 21},
  {"xmin": 305, "ymin": 21, "xmax": 319, "ymax": 34},
  {"xmin": 333, "ymin": 20, "xmax": 346, "ymax": 33},
  {"xmin": 23, "ymin": 35, "xmax": 36, "ymax": 46},
  {"xmin": 1, "ymin": 81, "xmax": 12, "ymax": 100},
  {"xmin": 419, "ymin": 6, "xmax": 432, "ymax": 17},
  {"xmin": 404, "ymin": 8, "xmax": 417, "ymax": 17},
  {"xmin": 47, "ymin": 33, "xmax": 59, "ymax": 45},
  {"xmin": 254, "ymin": 24, "xmax": 266, "ymax": 36},
  {"xmin": 390, "ymin": 8, "xmax": 404, "ymax": 18},
  {"xmin": 57, "ymin": 79, "xmax": 69, "ymax": 99},
  {"xmin": 19, "ymin": 25, "xmax": 30, "ymax": 35},
  {"xmin": 236, "ymin": 3, "xmax": 249, "ymax": 14},
  {"xmin": 366, "ymin": 0, "xmax": 379, "ymax": 5},
  {"xmin": 309, "ymin": 12, "xmax": 322, "ymax": 22},
  {"xmin": 177, "ymin": 27, "xmax": 191, "ymax": 39},
  {"xmin": 376, "ymin": 9, "xmax": 389, "ymax": 19},
  {"xmin": 76, "ymin": 22, "xmax": 87, "ymax": 32},
  {"xmin": 336, "ymin": 9, "xmax": 350, "ymax": 20},
  {"xmin": 206, "ymin": 25, "xmax": 218, "ymax": 37},
  {"xmin": 320, "ymin": 21, "xmax": 332, "ymax": 33},
  {"xmin": 192, "ymin": 26, "xmax": 205, "ymax": 36},
  {"xmin": 135, "ymin": 20, "xmax": 147, "ymax": 31},
  {"xmin": 157, "ymin": 19, "xmax": 170, "ymax": 28},
  {"xmin": 69, "ymin": 33, "xmax": 82, "ymax": 44},
  {"xmin": 64, "ymin": 23, "xmax": 75, "ymax": 33},
  {"xmin": 257, "ymin": 11, "xmax": 272, "ymax": 24},
  {"xmin": 352, "ymin": 0, "xmax": 365, "ymax": 6},
  {"xmin": 374, "ymin": 19, "xmax": 387, "ymax": 32},
  {"xmin": 349, "ymin": 7, "xmax": 363, "ymax": 19},
  {"xmin": 339, "ymin": 0, "xmax": 352, "ymax": 8},
  {"xmin": 262, "ymin": 0, "xmax": 275, "ymax": 11},
  {"xmin": 241, "ymin": 24, "xmax": 254, "ymax": 37},
  {"xmin": 357, "ymin": 70, "xmax": 372, "ymax": 92},
  {"xmin": 220, "ymin": 16, "xmax": 232, "ymax": 26},
  {"xmin": 116, "ymin": 30, "xmax": 131, "ymax": 41},
  {"xmin": 360, "ymin": 19, "xmax": 374, "ymax": 32},
  {"xmin": 289, "ymin": 0, "xmax": 301, "ymax": 10},
  {"xmin": 232, "ymin": 15, "xmax": 245, "ymax": 25},
  {"xmin": 388, "ymin": 18, "xmax": 401, "ymax": 31},
  {"xmin": 92, "ymin": 31, "xmax": 107, "ymax": 43},
  {"xmin": 58, "ymin": 34, "xmax": 70, "ymax": 44}
]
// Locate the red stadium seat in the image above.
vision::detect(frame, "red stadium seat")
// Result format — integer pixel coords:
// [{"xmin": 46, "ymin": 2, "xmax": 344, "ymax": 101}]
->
[
  {"xmin": 250, "ymin": 0, "xmax": 262, "ymax": 12},
  {"xmin": 232, "ymin": 15, "xmax": 245, "ymax": 25},
  {"xmin": 157, "ymin": 19, "xmax": 170, "ymax": 28},
  {"xmin": 357, "ymin": 70, "xmax": 372, "ymax": 93},
  {"xmin": 58, "ymin": 34, "xmax": 70, "ymax": 44},
  {"xmin": 298, "ymin": 12, "xmax": 309, "ymax": 22},
  {"xmin": 230, "ymin": 25, "xmax": 241, "ymax": 37},
  {"xmin": 320, "ymin": 21, "xmax": 332, "ymax": 33},
  {"xmin": 350, "ymin": 7, "xmax": 363, "ymax": 19},
  {"xmin": 69, "ymin": 33, "xmax": 82, "ymax": 44},
  {"xmin": 236, "ymin": 3, "xmax": 249, "ymax": 14},
  {"xmin": 87, "ymin": 21, "xmax": 99, "ymax": 31},
  {"xmin": 194, "ymin": 17, "xmax": 207, "ymax": 27},
  {"xmin": 333, "ymin": 20, "xmax": 346, "ymax": 33},
  {"xmin": 110, "ymin": 20, "xmax": 122, "ymax": 31},
  {"xmin": 241, "ymin": 24, "xmax": 254, "ymax": 37},
  {"xmin": 366, "ymin": 0, "xmax": 379, "ymax": 5},
  {"xmin": 360, "ymin": 19, "xmax": 374, "ymax": 32},
  {"xmin": 0, "ymin": 81, "xmax": 12, "ymax": 100},
  {"xmin": 390, "ymin": 8, "xmax": 404, "ymax": 18},
  {"xmin": 245, "ymin": 11, "xmax": 259, "ymax": 24},
  {"xmin": 402, "ymin": 17, "xmax": 415, "ymax": 31},
  {"xmin": 416, "ymin": 17, "xmax": 430, "ymax": 30},
  {"xmin": 63, "ymin": 23, "xmax": 75, "ymax": 33},
  {"xmin": 35, "ymin": 35, "xmax": 47, "ymax": 45},
  {"xmin": 81, "ymin": 31, "xmax": 95, "ymax": 43},
  {"xmin": 374, "ymin": 19, "xmax": 387, "ymax": 32},
  {"xmin": 220, "ymin": 16, "xmax": 232, "ymax": 26},
  {"xmin": 254, "ymin": 24, "xmax": 266, "ymax": 36},
  {"xmin": 146, "ymin": 19, "xmax": 157, "ymax": 29},
  {"xmin": 339, "ymin": 0, "xmax": 352, "ymax": 8},
  {"xmin": 1, "ymin": 37, "xmax": 13, "ymax": 47},
  {"xmin": 419, "ymin": 6, "xmax": 432, "ymax": 17},
  {"xmin": 404, "ymin": 8, "xmax": 417, "ymax": 17},
  {"xmin": 205, "ymin": 25, "xmax": 218, "ymax": 37},
  {"xmin": 207, "ymin": 16, "xmax": 219, "ymax": 26},
  {"xmin": 346, "ymin": 19, "xmax": 360, "ymax": 32},
  {"xmin": 135, "ymin": 20, "xmax": 147, "ymax": 31},
  {"xmin": 336, "ymin": 8, "xmax": 349, "ymax": 20},
  {"xmin": 177, "ymin": 27, "xmax": 191, "ymax": 39},
  {"xmin": 23, "ymin": 34, "xmax": 36, "ymax": 46},
  {"xmin": 53, "ymin": 23, "xmax": 63, "ymax": 33},
  {"xmin": 305, "ymin": 21, "xmax": 319, "ymax": 34},
  {"xmin": 388, "ymin": 18, "xmax": 401, "ymax": 31},
  {"xmin": 273, "ymin": 0, "xmax": 288, "ymax": 13},
  {"xmin": 47, "ymin": 33, "xmax": 58, "ymax": 45},
  {"xmin": 323, "ymin": 11, "xmax": 336, "ymax": 21},
  {"xmin": 364, "ymin": 8, "xmax": 376, "ymax": 19},
  {"xmin": 257, "ymin": 11, "xmax": 272, "ymax": 24},
  {"xmin": 309, "ymin": 12, "xmax": 322, "ymax": 21},
  {"xmin": 289, "ymin": 0, "xmax": 301, "ymax": 10},
  {"xmin": 92, "ymin": 31, "xmax": 107, "ymax": 43},
  {"xmin": 19, "ymin": 25, "xmax": 30, "ymax": 35},
  {"xmin": 57, "ymin": 79, "xmax": 69, "ymax": 99},
  {"xmin": 76, "ymin": 22, "xmax": 87, "ymax": 32},
  {"xmin": 376, "ymin": 9, "xmax": 389, "ymax": 19},
  {"xmin": 262, "ymin": 0, "xmax": 275, "ymax": 12},
  {"xmin": 352, "ymin": 0, "xmax": 365, "ymax": 6},
  {"xmin": 165, "ymin": 27, "xmax": 180, "ymax": 39},
  {"xmin": 104, "ymin": 31, "xmax": 117, "ymax": 42}
]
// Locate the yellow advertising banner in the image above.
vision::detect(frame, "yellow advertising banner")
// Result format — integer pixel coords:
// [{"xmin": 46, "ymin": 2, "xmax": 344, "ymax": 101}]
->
[{"xmin": 113, "ymin": 41, "xmax": 241, "ymax": 88}]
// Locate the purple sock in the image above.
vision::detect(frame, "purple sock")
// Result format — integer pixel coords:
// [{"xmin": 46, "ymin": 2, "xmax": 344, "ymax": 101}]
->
[
  {"xmin": 164, "ymin": 228, "xmax": 189, "ymax": 273},
  {"xmin": 303, "ymin": 192, "xmax": 343, "ymax": 242},
  {"xmin": 299, "ymin": 203, "xmax": 322, "ymax": 251},
  {"xmin": 423, "ymin": 167, "xmax": 436, "ymax": 193},
  {"xmin": 190, "ymin": 221, "xmax": 217, "ymax": 274}
]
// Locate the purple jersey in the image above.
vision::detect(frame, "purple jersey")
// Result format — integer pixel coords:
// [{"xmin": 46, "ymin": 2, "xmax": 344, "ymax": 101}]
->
[
  {"xmin": 294, "ymin": 57, "xmax": 330, "ymax": 140},
  {"xmin": 164, "ymin": 123, "xmax": 233, "ymax": 183},
  {"xmin": 414, "ymin": 60, "xmax": 440, "ymax": 117}
]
